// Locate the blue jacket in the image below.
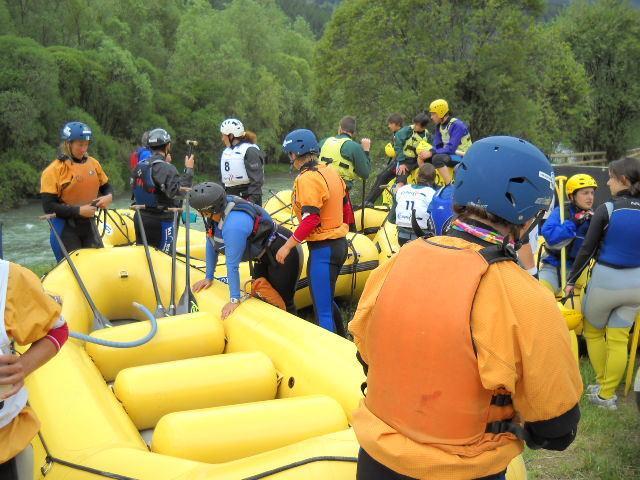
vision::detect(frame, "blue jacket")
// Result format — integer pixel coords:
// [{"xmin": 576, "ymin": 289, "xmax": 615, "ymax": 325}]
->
[
  {"xmin": 541, "ymin": 205, "xmax": 590, "ymax": 267},
  {"xmin": 431, "ymin": 118, "xmax": 470, "ymax": 156},
  {"xmin": 205, "ymin": 208, "xmax": 274, "ymax": 300}
]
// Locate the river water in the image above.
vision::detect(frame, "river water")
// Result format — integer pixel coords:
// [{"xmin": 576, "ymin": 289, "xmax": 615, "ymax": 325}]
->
[{"xmin": 0, "ymin": 171, "xmax": 295, "ymax": 268}]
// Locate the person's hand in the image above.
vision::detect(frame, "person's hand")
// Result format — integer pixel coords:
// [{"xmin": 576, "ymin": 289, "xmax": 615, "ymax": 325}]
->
[
  {"xmin": 221, "ymin": 301, "xmax": 240, "ymax": 319},
  {"xmin": 0, "ymin": 354, "xmax": 25, "ymax": 400},
  {"xmin": 419, "ymin": 150, "xmax": 431, "ymax": 161},
  {"xmin": 574, "ymin": 210, "xmax": 593, "ymax": 225},
  {"xmin": 185, "ymin": 154, "xmax": 195, "ymax": 169},
  {"xmin": 193, "ymin": 278, "xmax": 213, "ymax": 293},
  {"xmin": 276, "ymin": 244, "xmax": 292, "ymax": 264},
  {"xmin": 564, "ymin": 285, "xmax": 575, "ymax": 296},
  {"xmin": 79, "ymin": 204, "xmax": 97, "ymax": 218},
  {"xmin": 94, "ymin": 194, "xmax": 113, "ymax": 209},
  {"xmin": 396, "ymin": 164, "xmax": 408, "ymax": 175},
  {"xmin": 360, "ymin": 138, "xmax": 371, "ymax": 152}
]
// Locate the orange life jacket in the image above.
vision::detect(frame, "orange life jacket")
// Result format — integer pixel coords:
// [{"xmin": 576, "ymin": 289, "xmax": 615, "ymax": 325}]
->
[
  {"xmin": 52, "ymin": 157, "xmax": 101, "ymax": 206},
  {"xmin": 364, "ymin": 237, "xmax": 516, "ymax": 448}
]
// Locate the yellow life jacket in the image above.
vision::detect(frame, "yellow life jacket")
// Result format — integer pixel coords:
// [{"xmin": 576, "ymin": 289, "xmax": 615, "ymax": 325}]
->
[
  {"xmin": 319, "ymin": 137, "xmax": 355, "ymax": 183},
  {"xmin": 439, "ymin": 117, "xmax": 472, "ymax": 154},
  {"xmin": 403, "ymin": 128, "xmax": 428, "ymax": 160}
]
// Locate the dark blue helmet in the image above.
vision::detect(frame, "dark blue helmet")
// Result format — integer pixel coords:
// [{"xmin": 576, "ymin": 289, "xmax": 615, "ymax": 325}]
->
[
  {"xmin": 453, "ymin": 136, "xmax": 554, "ymax": 225},
  {"xmin": 282, "ymin": 129, "xmax": 319, "ymax": 156},
  {"xmin": 60, "ymin": 121, "xmax": 92, "ymax": 142}
]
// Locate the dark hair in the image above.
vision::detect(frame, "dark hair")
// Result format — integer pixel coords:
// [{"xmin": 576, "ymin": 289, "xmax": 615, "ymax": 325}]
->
[
  {"xmin": 413, "ymin": 112, "xmax": 430, "ymax": 127},
  {"xmin": 609, "ymin": 157, "xmax": 640, "ymax": 196},
  {"xmin": 417, "ymin": 163, "xmax": 436, "ymax": 185},
  {"xmin": 340, "ymin": 116, "xmax": 357, "ymax": 134},
  {"xmin": 453, "ymin": 204, "xmax": 521, "ymax": 240},
  {"xmin": 386, "ymin": 113, "xmax": 404, "ymax": 126}
]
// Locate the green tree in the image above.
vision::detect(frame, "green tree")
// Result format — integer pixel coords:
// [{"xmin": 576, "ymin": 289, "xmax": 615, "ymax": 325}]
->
[
  {"xmin": 554, "ymin": 0, "xmax": 640, "ymax": 159},
  {"xmin": 314, "ymin": 0, "xmax": 589, "ymax": 154}
]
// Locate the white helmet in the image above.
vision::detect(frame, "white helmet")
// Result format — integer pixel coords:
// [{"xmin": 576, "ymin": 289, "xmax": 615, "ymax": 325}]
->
[{"xmin": 220, "ymin": 118, "xmax": 245, "ymax": 137}]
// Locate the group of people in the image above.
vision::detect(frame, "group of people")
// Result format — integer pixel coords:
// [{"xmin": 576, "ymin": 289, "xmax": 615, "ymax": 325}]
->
[{"xmin": 1, "ymin": 101, "xmax": 637, "ymax": 479}]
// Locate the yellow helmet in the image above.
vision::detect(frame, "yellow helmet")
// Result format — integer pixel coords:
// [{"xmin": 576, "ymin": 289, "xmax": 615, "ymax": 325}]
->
[
  {"xmin": 429, "ymin": 99, "xmax": 449, "ymax": 118},
  {"xmin": 416, "ymin": 139, "xmax": 433, "ymax": 155},
  {"xmin": 566, "ymin": 174, "xmax": 597, "ymax": 196},
  {"xmin": 385, "ymin": 142, "xmax": 396, "ymax": 158},
  {"xmin": 558, "ymin": 301, "xmax": 582, "ymax": 331}
]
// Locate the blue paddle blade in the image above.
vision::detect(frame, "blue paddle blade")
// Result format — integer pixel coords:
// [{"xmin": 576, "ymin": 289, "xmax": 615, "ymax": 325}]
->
[{"xmin": 181, "ymin": 211, "xmax": 198, "ymax": 224}]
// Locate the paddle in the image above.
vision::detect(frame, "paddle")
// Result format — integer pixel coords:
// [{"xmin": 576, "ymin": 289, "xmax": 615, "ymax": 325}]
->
[
  {"xmin": 41, "ymin": 214, "xmax": 112, "ymax": 330},
  {"xmin": 554, "ymin": 176, "xmax": 568, "ymax": 291},
  {"xmin": 166, "ymin": 207, "xmax": 181, "ymax": 316},
  {"xmin": 176, "ymin": 188, "xmax": 198, "ymax": 314},
  {"xmin": 132, "ymin": 205, "xmax": 166, "ymax": 318}
]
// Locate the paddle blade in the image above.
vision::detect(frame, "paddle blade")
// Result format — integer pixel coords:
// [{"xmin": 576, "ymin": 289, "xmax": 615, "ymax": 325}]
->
[
  {"xmin": 176, "ymin": 288, "xmax": 198, "ymax": 314},
  {"xmin": 154, "ymin": 304, "xmax": 167, "ymax": 318},
  {"xmin": 93, "ymin": 313, "xmax": 113, "ymax": 331}
]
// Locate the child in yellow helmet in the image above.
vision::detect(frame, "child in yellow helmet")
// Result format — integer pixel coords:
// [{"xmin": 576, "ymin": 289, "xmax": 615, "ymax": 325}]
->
[{"xmin": 539, "ymin": 173, "xmax": 598, "ymax": 293}]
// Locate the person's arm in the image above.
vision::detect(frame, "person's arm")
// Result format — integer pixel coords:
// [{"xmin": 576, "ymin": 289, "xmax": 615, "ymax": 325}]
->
[
  {"xmin": 41, "ymin": 193, "xmax": 79, "ymax": 218},
  {"xmin": 567, "ymin": 204, "xmax": 609, "ymax": 285},
  {"xmin": 472, "ymin": 264, "xmax": 582, "ymax": 451},
  {"xmin": 221, "ymin": 212, "xmax": 255, "ymax": 301},
  {"xmin": 244, "ymin": 147, "xmax": 264, "ymax": 196},
  {"xmin": 430, "ymin": 128, "xmax": 443, "ymax": 153},
  {"xmin": 540, "ymin": 207, "xmax": 577, "ymax": 249},
  {"xmin": 342, "ymin": 141, "xmax": 371, "ymax": 180},
  {"xmin": 152, "ymin": 162, "xmax": 194, "ymax": 199},
  {"xmin": 205, "ymin": 236, "xmax": 218, "ymax": 281},
  {"xmin": 434, "ymin": 121, "xmax": 467, "ymax": 155},
  {"xmin": 394, "ymin": 128, "xmax": 408, "ymax": 166}
]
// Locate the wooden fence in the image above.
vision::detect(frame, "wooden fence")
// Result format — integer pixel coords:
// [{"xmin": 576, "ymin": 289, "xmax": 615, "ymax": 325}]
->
[{"xmin": 550, "ymin": 147, "xmax": 640, "ymax": 165}]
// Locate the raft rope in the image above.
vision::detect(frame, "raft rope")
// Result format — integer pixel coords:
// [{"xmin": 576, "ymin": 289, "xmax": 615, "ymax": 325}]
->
[
  {"xmin": 96, "ymin": 209, "xmax": 134, "ymax": 245},
  {"xmin": 241, "ymin": 456, "xmax": 358, "ymax": 480},
  {"xmin": 36, "ymin": 430, "xmax": 138, "ymax": 480}
]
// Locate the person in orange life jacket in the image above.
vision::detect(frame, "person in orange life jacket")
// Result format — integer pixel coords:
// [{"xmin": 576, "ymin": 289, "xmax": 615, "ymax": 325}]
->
[
  {"xmin": 364, "ymin": 113, "xmax": 404, "ymax": 206},
  {"xmin": 40, "ymin": 122, "xmax": 113, "ymax": 262},
  {"xmin": 319, "ymin": 116, "xmax": 371, "ymax": 230},
  {"xmin": 219, "ymin": 118, "xmax": 265, "ymax": 205},
  {"xmin": 539, "ymin": 174, "xmax": 597, "ymax": 293},
  {"xmin": 349, "ymin": 136, "xmax": 582, "ymax": 480},
  {"xmin": 276, "ymin": 129, "xmax": 350, "ymax": 336},
  {"xmin": 131, "ymin": 128, "xmax": 195, "ymax": 253},
  {"xmin": 190, "ymin": 182, "xmax": 302, "ymax": 317},
  {"xmin": 419, "ymin": 99, "xmax": 472, "ymax": 185},
  {"xmin": 129, "ymin": 130, "xmax": 152, "ymax": 170},
  {"xmin": 0, "ymin": 261, "xmax": 68, "ymax": 478},
  {"xmin": 565, "ymin": 158, "xmax": 640, "ymax": 410}
]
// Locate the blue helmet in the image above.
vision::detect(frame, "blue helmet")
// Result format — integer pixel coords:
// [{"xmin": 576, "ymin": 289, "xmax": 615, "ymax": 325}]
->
[
  {"xmin": 453, "ymin": 136, "xmax": 554, "ymax": 225},
  {"xmin": 282, "ymin": 129, "xmax": 319, "ymax": 156},
  {"xmin": 60, "ymin": 121, "xmax": 92, "ymax": 142}
]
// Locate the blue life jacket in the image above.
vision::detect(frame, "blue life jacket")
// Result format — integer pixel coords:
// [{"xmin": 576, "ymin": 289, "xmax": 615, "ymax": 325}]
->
[
  {"xmin": 598, "ymin": 197, "xmax": 640, "ymax": 268},
  {"xmin": 131, "ymin": 157, "xmax": 164, "ymax": 208},
  {"xmin": 428, "ymin": 184, "xmax": 455, "ymax": 235},
  {"xmin": 542, "ymin": 205, "xmax": 591, "ymax": 267},
  {"xmin": 206, "ymin": 195, "xmax": 276, "ymax": 261}
]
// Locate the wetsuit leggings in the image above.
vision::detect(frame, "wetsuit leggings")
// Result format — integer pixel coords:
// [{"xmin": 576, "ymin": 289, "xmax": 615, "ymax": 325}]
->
[
  {"xmin": 307, "ymin": 238, "xmax": 348, "ymax": 336},
  {"xmin": 252, "ymin": 226, "xmax": 302, "ymax": 315},
  {"xmin": 365, "ymin": 161, "xmax": 396, "ymax": 204},
  {"xmin": 432, "ymin": 153, "xmax": 464, "ymax": 169},
  {"xmin": 225, "ymin": 185, "xmax": 262, "ymax": 206},
  {"xmin": 582, "ymin": 262, "xmax": 640, "ymax": 399},
  {"xmin": 49, "ymin": 217, "xmax": 103, "ymax": 262},
  {"xmin": 135, "ymin": 211, "xmax": 177, "ymax": 254},
  {"xmin": 356, "ymin": 449, "xmax": 506, "ymax": 480}
]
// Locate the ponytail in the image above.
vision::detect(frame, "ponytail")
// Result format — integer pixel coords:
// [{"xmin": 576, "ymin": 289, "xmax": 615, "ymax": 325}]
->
[
  {"xmin": 609, "ymin": 157, "xmax": 640, "ymax": 197},
  {"xmin": 242, "ymin": 130, "xmax": 257, "ymax": 144}
]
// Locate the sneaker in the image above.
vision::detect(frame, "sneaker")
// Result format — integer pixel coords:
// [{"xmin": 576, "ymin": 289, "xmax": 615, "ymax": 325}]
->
[
  {"xmin": 588, "ymin": 394, "xmax": 617, "ymax": 410},
  {"xmin": 585, "ymin": 384, "xmax": 601, "ymax": 395}
]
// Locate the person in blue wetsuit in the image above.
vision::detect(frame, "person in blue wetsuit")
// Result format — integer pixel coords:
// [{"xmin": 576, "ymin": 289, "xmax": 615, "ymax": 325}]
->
[
  {"xmin": 539, "ymin": 173, "xmax": 598, "ymax": 293},
  {"xmin": 190, "ymin": 182, "xmax": 302, "ymax": 318},
  {"xmin": 566, "ymin": 157, "xmax": 640, "ymax": 410}
]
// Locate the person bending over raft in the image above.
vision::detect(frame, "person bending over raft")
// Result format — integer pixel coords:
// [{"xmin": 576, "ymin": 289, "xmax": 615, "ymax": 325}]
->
[
  {"xmin": 40, "ymin": 121, "xmax": 113, "ymax": 262},
  {"xmin": 349, "ymin": 136, "xmax": 582, "ymax": 480},
  {"xmin": 566, "ymin": 157, "xmax": 640, "ymax": 410},
  {"xmin": 0, "ymin": 261, "xmax": 68, "ymax": 478},
  {"xmin": 276, "ymin": 129, "xmax": 349, "ymax": 337},
  {"xmin": 392, "ymin": 164, "xmax": 437, "ymax": 246},
  {"xmin": 190, "ymin": 182, "xmax": 302, "ymax": 318},
  {"xmin": 219, "ymin": 118, "xmax": 265, "ymax": 205},
  {"xmin": 539, "ymin": 174, "xmax": 597, "ymax": 293},
  {"xmin": 131, "ymin": 128, "xmax": 195, "ymax": 253}
]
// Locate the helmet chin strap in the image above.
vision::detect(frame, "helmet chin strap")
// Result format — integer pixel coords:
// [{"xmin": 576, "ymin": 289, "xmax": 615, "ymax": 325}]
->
[{"xmin": 511, "ymin": 210, "xmax": 546, "ymax": 251}]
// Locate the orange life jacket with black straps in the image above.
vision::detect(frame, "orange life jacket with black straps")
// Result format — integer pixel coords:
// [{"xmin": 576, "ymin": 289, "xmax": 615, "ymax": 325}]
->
[
  {"xmin": 57, "ymin": 156, "xmax": 102, "ymax": 206},
  {"xmin": 363, "ymin": 237, "xmax": 520, "ymax": 449}
]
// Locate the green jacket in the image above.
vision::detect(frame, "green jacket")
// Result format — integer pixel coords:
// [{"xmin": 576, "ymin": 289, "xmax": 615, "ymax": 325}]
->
[
  {"xmin": 394, "ymin": 126, "xmax": 429, "ymax": 169},
  {"xmin": 319, "ymin": 133, "xmax": 371, "ymax": 189}
]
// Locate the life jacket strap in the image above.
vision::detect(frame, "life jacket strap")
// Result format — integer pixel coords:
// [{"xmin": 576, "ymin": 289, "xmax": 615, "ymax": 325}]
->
[{"xmin": 490, "ymin": 394, "xmax": 513, "ymax": 406}]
